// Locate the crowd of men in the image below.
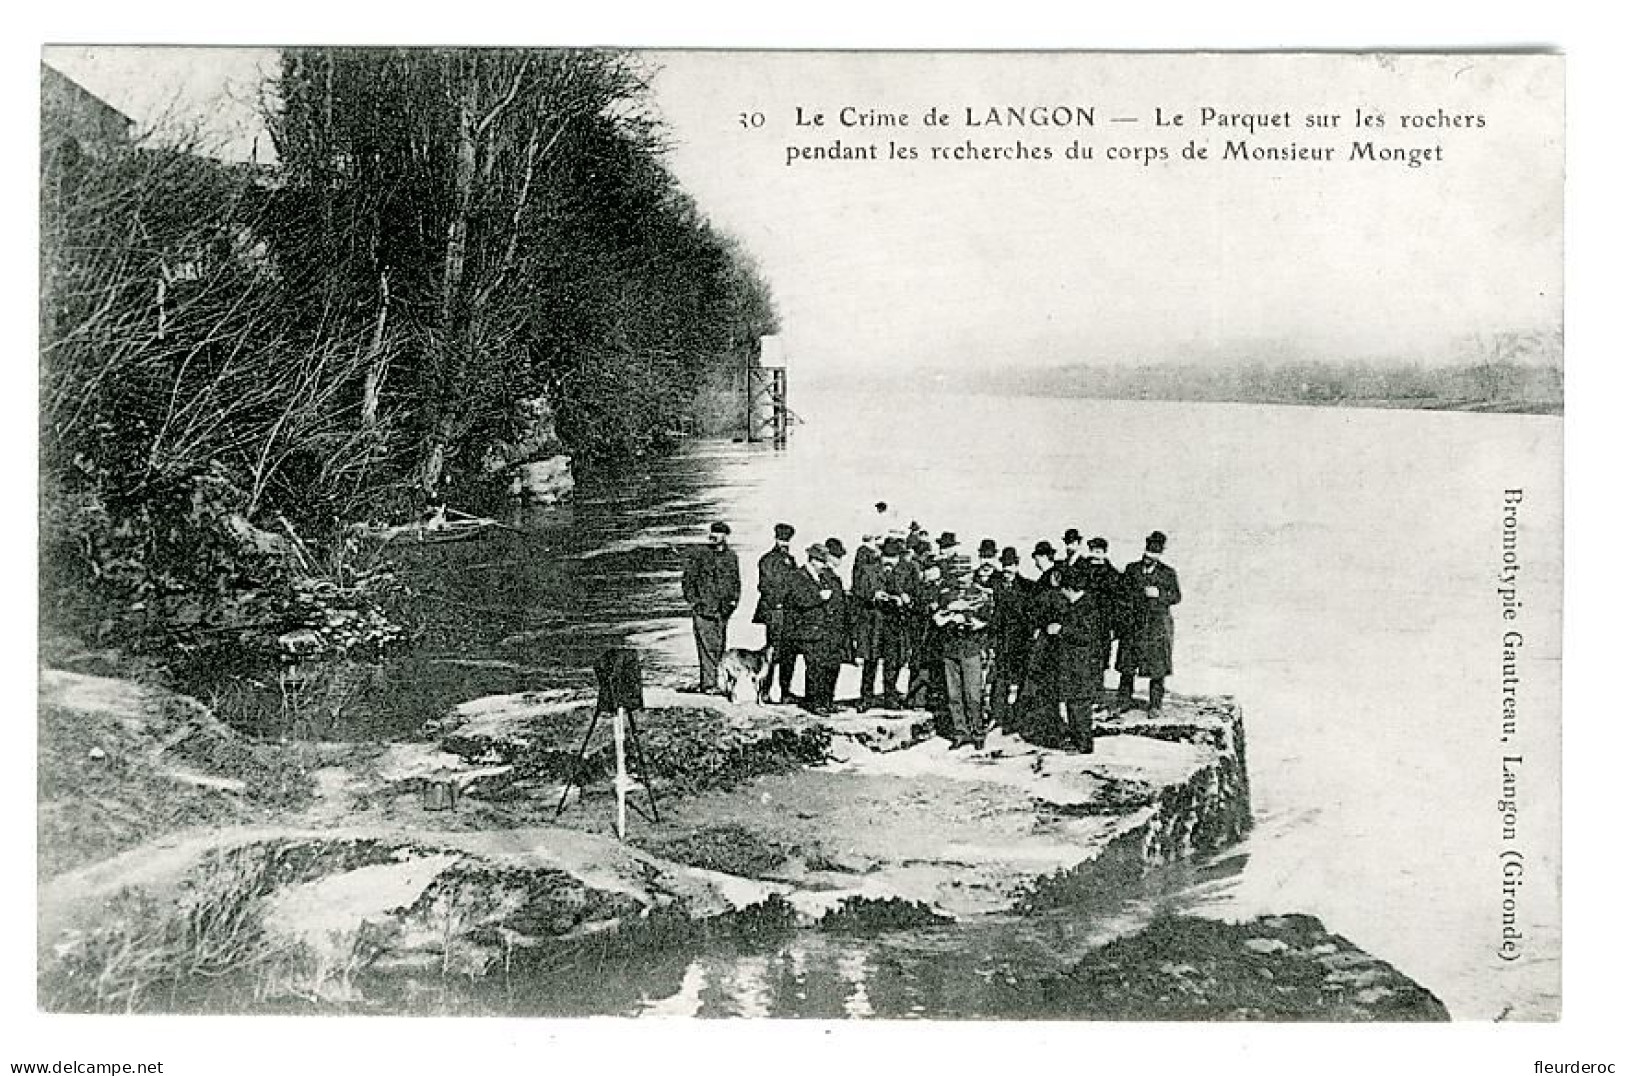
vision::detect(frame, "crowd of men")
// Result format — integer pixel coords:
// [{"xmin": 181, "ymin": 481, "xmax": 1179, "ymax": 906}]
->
[{"xmin": 680, "ymin": 505, "xmax": 1181, "ymax": 755}]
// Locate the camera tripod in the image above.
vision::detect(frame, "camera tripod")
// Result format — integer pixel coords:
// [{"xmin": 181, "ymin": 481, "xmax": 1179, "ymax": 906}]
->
[{"xmin": 552, "ymin": 704, "xmax": 660, "ymax": 839}]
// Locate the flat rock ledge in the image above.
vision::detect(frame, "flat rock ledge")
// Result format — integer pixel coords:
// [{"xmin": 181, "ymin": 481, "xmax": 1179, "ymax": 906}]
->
[{"xmin": 407, "ymin": 686, "xmax": 1253, "ymax": 919}]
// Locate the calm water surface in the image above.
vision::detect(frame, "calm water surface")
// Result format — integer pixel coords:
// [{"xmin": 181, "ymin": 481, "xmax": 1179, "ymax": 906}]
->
[{"xmin": 352, "ymin": 385, "xmax": 1562, "ymax": 1020}]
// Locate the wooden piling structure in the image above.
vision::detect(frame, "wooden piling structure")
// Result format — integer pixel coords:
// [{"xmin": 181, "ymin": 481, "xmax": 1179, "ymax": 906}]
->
[{"xmin": 746, "ymin": 334, "xmax": 790, "ymax": 448}]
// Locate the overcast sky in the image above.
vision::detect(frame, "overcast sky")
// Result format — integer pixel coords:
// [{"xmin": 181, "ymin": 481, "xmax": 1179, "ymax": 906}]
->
[
  {"xmin": 44, "ymin": 48, "xmax": 1563, "ymax": 378},
  {"xmin": 647, "ymin": 52, "xmax": 1562, "ymax": 377}
]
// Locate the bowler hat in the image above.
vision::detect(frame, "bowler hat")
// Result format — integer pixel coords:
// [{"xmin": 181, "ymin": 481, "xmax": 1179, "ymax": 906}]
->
[
  {"xmin": 881, "ymin": 537, "xmax": 905, "ymax": 557},
  {"xmin": 978, "ymin": 539, "xmax": 998, "ymax": 558},
  {"xmin": 710, "ymin": 521, "xmax": 731, "ymax": 535},
  {"xmin": 1063, "ymin": 527, "xmax": 1082, "ymax": 544},
  {"xmin": 999, "ymin": 546, "xmax": 1020, "ymax": 566},
  {"xmin": 938, "ymin": 532, "xmax": 959, "ymax": 550},
  {"xmin": 1146, "ymin": 530, "xmax": 1167, "ymax": 553},
  {"xmin": 1033, "ymin": 540, "xmax": 1057, "ymax": 558},
  {"xmin": 1087, "ymin": 536, "xmax": 1108, "ymax": 552},
  {"xmin": 774, "ymin": 522, "xmax": 795, "ymax": 541},
  {"xmin": 825, "ymin": 537, "xmax": 847, "ymax": 559}
]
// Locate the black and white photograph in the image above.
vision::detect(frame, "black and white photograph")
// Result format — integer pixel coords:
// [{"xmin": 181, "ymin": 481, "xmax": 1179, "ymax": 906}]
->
[{"xmin": 24, "ymin": 33, "xmax": 1594, "ymax": 1062}]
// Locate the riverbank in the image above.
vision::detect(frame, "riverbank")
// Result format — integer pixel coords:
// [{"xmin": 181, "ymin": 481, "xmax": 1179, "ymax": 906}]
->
[{"xmin": 36, "ymin": 668, "xmax": 1444, "ymax": 1019}]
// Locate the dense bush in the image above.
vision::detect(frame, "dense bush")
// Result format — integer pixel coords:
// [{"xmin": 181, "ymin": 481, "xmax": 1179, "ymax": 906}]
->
[{"xmin": 40, "ymin": 49, "xmax": 778, "ymax": 684}]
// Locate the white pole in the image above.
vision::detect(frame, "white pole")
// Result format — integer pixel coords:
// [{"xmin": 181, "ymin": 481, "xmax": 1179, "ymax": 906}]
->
[{"xmin": 613, "ymin": 706, "xmax": 628, "ymax": 840}]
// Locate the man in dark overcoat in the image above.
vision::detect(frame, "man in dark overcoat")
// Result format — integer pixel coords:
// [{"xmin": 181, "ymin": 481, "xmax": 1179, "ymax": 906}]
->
[
  {"xmin": 854, "ymin": 535, "xmax": 895, "ymax": 709},
  {"xmin": 851, "ymin": 533, "xmax": 883, "ymax": 659},
  {"xmin": 987, "ymin": 547, "xmax": 1031, "ymax": 732},
  {"xmin": 902, "ymin": 558, "xmax": 946, "ymax": 714},
  {"xmin": 786, "ymin": 543, "xmax": 847, "ymax": 714},
  {"xmin": 1015, "ymin": 541, "xmax": 1062, "ymax": 734},
  {"xmin": 1079, "ymin": 536, "xmax": 1123, "ymax": 695},
  {"xmin": 753, "ymin": 522, "xmax": 798, "ymax": 702},
  {"xmin": 682, "ymin": 521, "xmax": 741, "ymax": 694},
  {"xmin": 824, "ymin": 536, "xmax": 854, "ymax": 664},
  {"xmin": 1039, "ymin": 565, "xmax": 1111, "ymax": 752},
  {"xmin": 1114, "ymin": 530, "xmax": 1182, "ymax": 715}
]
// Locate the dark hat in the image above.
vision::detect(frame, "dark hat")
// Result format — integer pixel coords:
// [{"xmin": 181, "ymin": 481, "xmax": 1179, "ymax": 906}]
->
[
  {"xmin": 881, "ymin": 537, "xmax": 905, "ymax": 557},
  {"xmin": 1063, "ymin": 527, "xmax": 1082, "ymax": 544},
  {"xmin": 1033, "ymin": 540, "xmax": 1057, "ymax": 558},
  {"xmin": 825, "ymin": 537, "xmax": 847, "ymax": 558},
  {"xmin": 807, "ymin": 542, "xmax": 829, "ymax": 562},
  {"xmin": 1087, "ymin": 536, "xmax": 1108, "ymax": 552},
  {"xmin": 978, "ymin": 538, "xmax": 998, "ymax": 558},
  {"xmin": 773, "ymin": 522, "xmax": 795, "ymax": 541},
  {"xmin": 999, "ymin": 546, "xmax": 1020, "ymax": 566},
  {"xmin": 1146, "ymin": 530, "xmax": 1168, "ymax": 552},
  {"xmin": 938, "ymin": 531, "xmax": 959, "ymax": 550},
  {"xmin": 875, "ymin": 501, "xmax": 889, "ymax": 512},
  {"xmin": 710, "ymin": 521, "xmax": 731, "ymax": 535}
]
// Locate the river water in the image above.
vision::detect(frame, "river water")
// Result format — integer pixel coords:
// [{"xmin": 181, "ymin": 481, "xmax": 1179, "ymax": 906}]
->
[{"xmin": 359, "ymin": 385, "xmax": 1562, "ymax": 1021}]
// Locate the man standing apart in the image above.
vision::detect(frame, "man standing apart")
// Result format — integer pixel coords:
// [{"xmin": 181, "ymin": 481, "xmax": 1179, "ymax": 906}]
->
[
  {"xmin": 1114, "ymin": 530, "xmax": 1182, "ymax": 716},
  {"xmin": 683, "ymin": 522, "xmax": 740, "ymax": 695},
  {"xmin": 753, "ymin": 522, "xmax": 798, "ymax": 703}
]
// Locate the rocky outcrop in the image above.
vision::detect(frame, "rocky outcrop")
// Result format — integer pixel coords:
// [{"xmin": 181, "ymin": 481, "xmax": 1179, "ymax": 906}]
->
[
  {"xmin": 40, "ymin": 824, "xmax": 791, "ymax": 1009},
  {"xmin": 1032, "ymin": 913, "xmax": 1450, "ymax": 1021},
  {"xmin": 506, "ymin": 455, "xmax": 574, "ymax": 503},
  {"xmin": 415, "ymin": 688, "xmax": 1252, "ymax": 921},
  {"xmin": 422, "ymin": 686, "xmax": 931, "ymax": 798},
  {"xmin": 480, "ymin": 396, "xmax": 574, "ymax": 503},
  {"xmin": 42, "ymin": 672, "xmax": 1448, "ymax": 1021},
  {"xmin": 39, "ymin": 680, "xmax": 1259, "ymax": 1009}
]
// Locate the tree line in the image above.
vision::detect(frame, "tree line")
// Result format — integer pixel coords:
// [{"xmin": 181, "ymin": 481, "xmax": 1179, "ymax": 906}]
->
[{"xmin": 40, "ymin": 48, "xmax": 778, "ymax": 681}]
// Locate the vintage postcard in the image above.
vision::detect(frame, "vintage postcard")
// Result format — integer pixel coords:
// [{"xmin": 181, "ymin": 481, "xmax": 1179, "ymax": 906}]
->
[{"xmin": 33, "ymin": 46, "xmax": 1563, "ymax": 1039}]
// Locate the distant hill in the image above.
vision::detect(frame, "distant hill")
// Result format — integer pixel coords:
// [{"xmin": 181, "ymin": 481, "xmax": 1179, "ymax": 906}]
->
[
  {"xmin": 976, "ymin": 359, "xmax": 1562, "ymax": 416},
  {"xmin": 958, "ymin": 331, "xmax": 1564, "ymax": 416}
]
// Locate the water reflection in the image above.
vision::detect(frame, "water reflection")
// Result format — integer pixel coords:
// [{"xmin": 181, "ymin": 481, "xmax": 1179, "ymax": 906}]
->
[
  {"xmin": 346, "ymin": 447, "xmax": 740, "ymax": 738},
  {"xmin": 367, "ymin": 852, "xmax": 1249, "ymax": 1019}
]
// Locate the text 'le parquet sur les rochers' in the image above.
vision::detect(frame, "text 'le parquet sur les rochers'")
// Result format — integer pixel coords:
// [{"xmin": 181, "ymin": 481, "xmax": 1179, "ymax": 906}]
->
[{"xmin": 774, "ymin": 104, "xmax": 1486, "ymax": 168}]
